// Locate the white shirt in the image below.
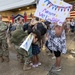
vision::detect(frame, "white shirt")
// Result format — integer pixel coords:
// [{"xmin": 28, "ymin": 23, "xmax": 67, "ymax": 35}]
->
[{"xmin": 71, "ymin": 22, "xmax": 75, "ymax": 26}]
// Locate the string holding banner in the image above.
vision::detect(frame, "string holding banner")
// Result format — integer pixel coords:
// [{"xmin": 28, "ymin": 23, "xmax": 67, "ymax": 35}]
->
[{"xmin": 44, "ymin": 0, "xmax": 72, "ymax": 12}]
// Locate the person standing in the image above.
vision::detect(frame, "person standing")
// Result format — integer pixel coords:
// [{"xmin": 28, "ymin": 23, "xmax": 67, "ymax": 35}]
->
[
  {"xmin": 11, "ymin": 17, "xmax": 24, "ymax": 61},
  {"xmin": 47, "ymin": 23, "xmax": 67, "ymax": 72},
  {"xmin": 0, "ymin": 15, "xmax": 9, "ymax": 62},
  {"xmin": 10, "ymin": 17, "xmax": 31, "ymax": 70},
  {"xmin": 16, "ymin": 17, "xmax": 24, "ymax": 30},
  {"xmin": 70, "ymin": 19, "xmax": 75, "ymax": 33}
]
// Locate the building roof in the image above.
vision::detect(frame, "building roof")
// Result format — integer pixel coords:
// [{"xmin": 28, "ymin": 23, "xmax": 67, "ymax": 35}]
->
[
  {"xmin": 0, "ymin": 0, "xmax": 74, "ymax": 12},
  {"xmin": 0, "ymin": 0, "xmax": 36, "ymax": 12},
  {"xmin": 14, "ymin": 14, "xmax": 24, "ymax": 20}
]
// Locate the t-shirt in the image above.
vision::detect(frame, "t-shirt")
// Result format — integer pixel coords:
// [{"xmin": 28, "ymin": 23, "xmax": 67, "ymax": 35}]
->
[{"xmin": 70, "ymin": 22, "xmax": 75, "ymax": 26}]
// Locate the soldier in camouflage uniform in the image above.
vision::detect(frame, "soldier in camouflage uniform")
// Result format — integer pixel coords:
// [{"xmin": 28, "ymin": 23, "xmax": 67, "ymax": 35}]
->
[
  {"xmin": 14, "ymin": 17, "xmax": 25, "ymax": 62},
  {"xmin": 10, "ymin": 17, "xmax": 31, "ymax": 70},
  {"xmin": 0, "ymin": 15, "xmax": 9, "ymax": 62}
]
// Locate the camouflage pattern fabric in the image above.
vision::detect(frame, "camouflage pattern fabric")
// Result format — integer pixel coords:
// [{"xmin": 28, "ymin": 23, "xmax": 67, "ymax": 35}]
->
[
  {"xmin": 10, "ymin": 24, "xmax": 30, "ymax": 65},
  {"xmin": 10, "ymin": 29, "xmax": 28, "ymax": 45},
  {"xmin": 0, "ymin": 39, "xmax": 9, "ymax": 57},
  {"xmin": 0, "ymin": 21, "xmax": 9, "ymax": 57},
  {"xmin": 0, "ymin": 21, "xmax": 7, "ymax": 39},
  {"xmin": 16, "ymin": 23, "xmax": 23, "ymax": 30}
]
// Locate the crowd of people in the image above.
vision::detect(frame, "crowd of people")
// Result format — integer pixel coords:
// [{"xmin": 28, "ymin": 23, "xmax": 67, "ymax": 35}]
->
[{"xmin": 0, "ymin": 14, "xmax": 75, "ymax": 72}]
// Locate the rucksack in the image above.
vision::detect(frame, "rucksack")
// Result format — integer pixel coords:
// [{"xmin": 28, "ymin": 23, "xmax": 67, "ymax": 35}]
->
[
  {"xmin": 10, "ymin": 26, "xmax": 16, "ymax": 31},
  {"xmin": 36, "ymin": 23, "xmax": 47, "ymax": 36}
]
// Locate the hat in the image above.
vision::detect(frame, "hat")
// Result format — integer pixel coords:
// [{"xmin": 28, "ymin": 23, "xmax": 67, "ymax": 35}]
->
[{"xmin": 30, "ymin": 18, "xmax": 40, "ymax": 26}]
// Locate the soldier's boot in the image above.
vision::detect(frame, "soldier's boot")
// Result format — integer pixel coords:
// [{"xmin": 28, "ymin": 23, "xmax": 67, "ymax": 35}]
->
[
  {"xmin": 23, "ymin": 64, "xmax": 31, "ymax": 71},
  {"xmin": 19, "ymin": 55, "xmax": 24, "ymax": 63},
  {"xmin": 5, "ymin": 56, "xmax": 9, "ymax": 62},
  {"xmin": 20, "ymin": 59, "xmax": 24, "ymax": 63},
  {"xmin": 17, "ymin": 53, "xmax": 20, "ymax": 59},
  {"xmin": 17, "ymin": 54, "xmax": 20, "ymax": 59},
  {"xmin": 0, "ymin": 56, "xmax": 4, "ymax": 62}
]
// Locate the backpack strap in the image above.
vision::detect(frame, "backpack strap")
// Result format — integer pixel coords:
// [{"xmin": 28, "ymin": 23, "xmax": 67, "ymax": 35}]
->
[{"xmin": 41, "ymin": 22, "xmax": 47, "ymax": 29}]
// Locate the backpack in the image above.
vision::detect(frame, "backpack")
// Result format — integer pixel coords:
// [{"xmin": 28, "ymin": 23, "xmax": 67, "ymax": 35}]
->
[
  {"xmin": 35, "ymin": 22, "xmax": 47, "ymax": 36},
  {"xmin": 10, "ymin": 26, "xmax": 16, "ymax": 31}
]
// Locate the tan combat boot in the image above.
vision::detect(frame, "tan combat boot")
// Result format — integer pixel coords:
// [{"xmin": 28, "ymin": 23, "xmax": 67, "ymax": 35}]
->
[
  {"xmin": 0, "ymin": 56, "xmax": 4, "ymax": 62},
  {"xmin": 23, "ymin": 64, "xmax": 31, "ymax": 71},
  {"xmin": 5, "ymin": 56, "xmax": 9, "ymax": 62}
]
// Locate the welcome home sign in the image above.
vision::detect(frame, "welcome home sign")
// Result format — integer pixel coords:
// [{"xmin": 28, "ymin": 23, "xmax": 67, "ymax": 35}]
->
[{"xmin": 34, "ymin": 0, "xmax": 72, "ymax": 26}]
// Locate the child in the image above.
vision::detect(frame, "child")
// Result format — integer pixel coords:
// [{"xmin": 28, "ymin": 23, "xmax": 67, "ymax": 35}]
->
[{"xmin": 31, "ymin": 29, "xmax": 41, "ymax": 68}]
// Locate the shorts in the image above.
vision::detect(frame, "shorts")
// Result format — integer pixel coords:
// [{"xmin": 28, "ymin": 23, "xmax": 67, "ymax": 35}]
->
[
  {"xmin": 53, "ymin": 50, "xmax": 61, "ymax": 57},
  {"xmin": 45, "ymin": 41, "xmax": 61, "ymax": 57},
  {"xmin": 32, "ymin": 44, "xmax": 40, "ymax": 55}
]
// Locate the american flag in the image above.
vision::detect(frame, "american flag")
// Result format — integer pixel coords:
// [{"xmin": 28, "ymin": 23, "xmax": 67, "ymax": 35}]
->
[
  {"xmin": 69, "ymin": 2, "xmax": 75, "ymax": 17},
  {"xmin": 70, "ymin": 11, "xmax": 75, "ymax": 17}
]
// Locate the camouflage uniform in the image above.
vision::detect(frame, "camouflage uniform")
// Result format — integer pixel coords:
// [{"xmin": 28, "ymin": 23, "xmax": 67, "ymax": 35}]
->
[
  {"xmin": 0, "ymin": 21, "xmax": 9, "ymax": 62},
  {"xmin": 11, "ymin": 23, "xmax": 31, "ymax": 70}
]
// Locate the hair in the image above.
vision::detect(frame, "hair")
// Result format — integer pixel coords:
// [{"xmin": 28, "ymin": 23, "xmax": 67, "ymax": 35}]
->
[
  {"xmin": 44, "ymin": 21, "xmax": 51, "ymax": 29},
  {"xmin": 15, "ymin": 19, "xmax": 17, "ymax": 23},
  {"xmin": 35, "ymin": 17, "xmax": 39, "ymax": 21},
  {"xmin": 32, "ymin": 29, "xmax": 41, "ymax": 41},
  {"xmin": 17, "ymin": 17, "xmax": 21, "ymax": 21}
]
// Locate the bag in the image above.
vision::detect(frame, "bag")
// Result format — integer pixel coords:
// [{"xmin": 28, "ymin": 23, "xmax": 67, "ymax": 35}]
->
[
  {"xmin": 36, "ymin": 23, "xmax": 47, "ymax": 36},
  {"xmin": 10, "ymin": 26, "xmax": 16, "ymax": 31},
  {"xmin": 10, "ymin": 29, "xmax": 28, "ymax": 45}
]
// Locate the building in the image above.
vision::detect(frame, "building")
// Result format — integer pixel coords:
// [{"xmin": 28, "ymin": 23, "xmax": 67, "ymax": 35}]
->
[
  {"xmin": 0, "ymin": 0, "xmax": 74, "ymax": 22},
  {"xmin": 0, "ymin": 0, "xmax": 37, "ymax": 22}
]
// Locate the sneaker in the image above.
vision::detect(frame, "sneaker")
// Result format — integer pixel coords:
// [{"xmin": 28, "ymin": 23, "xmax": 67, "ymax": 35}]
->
[
  {"xmin": 32, "ymin": 64, "xmax": 38, "ymax": 68},
  {"xmin": 51, "ymin": 56, "xmax": 56, "ymax": 60},
  {"xmin": 20, "ymin": 59, "xmax": 24, "ymax": 63},
  {"xmin": 30, "ymin": 63, "xmax": 33, "ymax": 66},
  {"xmin": 38, "ymin": 62, "xmax": 41, "ymax": 66},
  {"xmin": 52, "ymin": 64, "xmax": 61, "ymax": 69},
  {"xmin": 51, "ymin": 67, "xmax": 61, "ymax": 72}
]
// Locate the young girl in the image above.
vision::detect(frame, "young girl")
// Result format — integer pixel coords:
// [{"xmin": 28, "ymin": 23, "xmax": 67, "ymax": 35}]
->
[{"xmin": 31, "ymin": 29, "xmax": 41, "ymax": 68}]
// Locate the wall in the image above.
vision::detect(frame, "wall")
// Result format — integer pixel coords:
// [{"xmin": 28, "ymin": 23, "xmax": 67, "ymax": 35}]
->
[
  {"xmin": 0, "ymin": 11, "xmax": 13, "ymax": 17},
  {"xmin": 0, "ymin": 8, "xmax": 36, "ymax": 22},
  {"xmin": 14, "ymin": 8, "xmax": 36, "ymax": 16},
  {"xmin": 0, "ymin": 11, "xmax": 13, "ymax": 22}
]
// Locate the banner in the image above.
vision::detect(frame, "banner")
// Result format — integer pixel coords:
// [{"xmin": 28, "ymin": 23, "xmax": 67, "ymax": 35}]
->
[
  {"xmin": 34, "ymin": 0, "xmax": 72, "ymax": 26},
  {"xmin": 20, "ymin": 33, "xmax": 34, "ymax": 52}
]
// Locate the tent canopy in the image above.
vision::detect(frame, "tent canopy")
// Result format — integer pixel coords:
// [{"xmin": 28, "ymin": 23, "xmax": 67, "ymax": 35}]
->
[{"xmin": 0, "ymin": 0, "xmax": 35, "ymax": 12}]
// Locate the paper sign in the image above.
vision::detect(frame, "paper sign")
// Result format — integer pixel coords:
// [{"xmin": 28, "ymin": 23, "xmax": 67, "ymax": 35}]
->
[
  {"xmin": 20, "ymin": 33, "xmax": 34, "ymax": 51},
  {"xmin": 34, "ymin": 0, "xmax": 72, "ymax": 26}
]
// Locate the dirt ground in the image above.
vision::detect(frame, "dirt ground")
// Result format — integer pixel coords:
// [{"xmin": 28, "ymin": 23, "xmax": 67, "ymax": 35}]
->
[{"xmin": 0, "ymin": 33, "xmax": 75, "ymax": 75}]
